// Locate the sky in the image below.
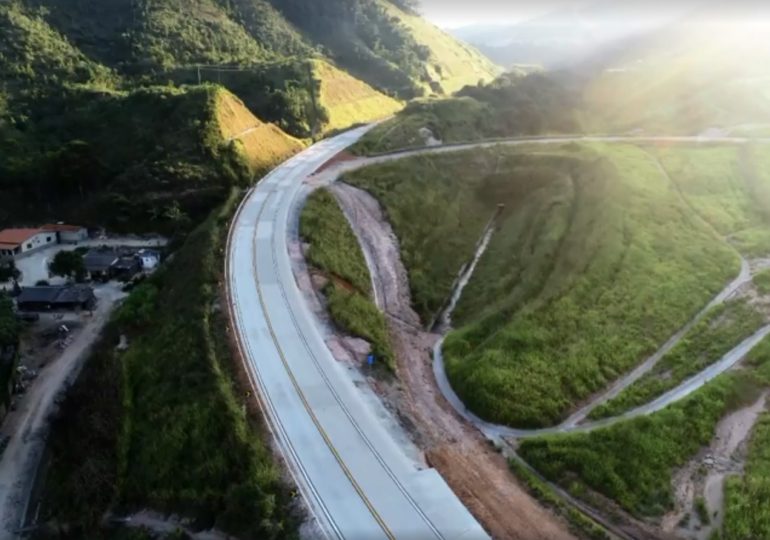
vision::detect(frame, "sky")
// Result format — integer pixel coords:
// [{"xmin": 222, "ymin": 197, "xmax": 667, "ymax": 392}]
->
[
  {"xmin": 416, "ymin": 0, "xmax": 767, "ymax": 28},
  {"xmin": 417, "ymin": 0, "xmax": 565, "ymax": 28}
]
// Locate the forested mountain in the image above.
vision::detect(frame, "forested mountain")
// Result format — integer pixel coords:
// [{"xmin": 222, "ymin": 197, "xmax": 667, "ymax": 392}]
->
[{"xmin": 0, "ymin": 0, "xmax": 495, "ymax": 231}]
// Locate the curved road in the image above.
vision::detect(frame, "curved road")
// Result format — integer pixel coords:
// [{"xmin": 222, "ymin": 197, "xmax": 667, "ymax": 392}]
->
[
  {"xmin": 227, "ymin": 129, "xmax": 770, "ymax": 539},
  {"xmin": 226, "ymin": 126, "xmax": 488, "ymax": 540}
]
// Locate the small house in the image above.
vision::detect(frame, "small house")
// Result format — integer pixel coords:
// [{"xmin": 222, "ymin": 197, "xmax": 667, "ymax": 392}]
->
[
  {"xmin": 137, "ymin": 249, "xmax": 160, "ymax": 270},
  {"xmin": 84, "ymin": 250, "xmax": 119, "ymax": 281},
  {"xmin": 0, "ymin": 228, "xmax": 57, "ymax": 260},
  {"xmin": 16, "ymin": 285, "xmax": 96, "ymax": 312},
  {"xmin": 112, "ymin": 257, "xmax": 141, "ymax": 281}
]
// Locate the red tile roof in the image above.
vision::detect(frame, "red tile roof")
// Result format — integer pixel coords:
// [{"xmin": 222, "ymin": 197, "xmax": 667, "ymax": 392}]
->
[
  {"xmin": 0, "ymin": 228, "xmax": 44, "ymax": 247},
  {"xmin": 41, "ymin": 223, "xmax": 85, "ymax": 232}
]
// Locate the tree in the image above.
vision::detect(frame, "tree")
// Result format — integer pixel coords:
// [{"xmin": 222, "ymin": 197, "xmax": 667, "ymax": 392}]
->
[{"xmin": 50, "ymin": 250, "xmax": 86, "ymax": 282}]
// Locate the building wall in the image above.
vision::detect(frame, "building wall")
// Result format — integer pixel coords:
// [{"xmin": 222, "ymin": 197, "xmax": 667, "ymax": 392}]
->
[
  {"xmin": 59, "ymin": 229, "xmax": 88, "ymax": 243},
  {"xmin": 19, "ymin": 232, "xmax": 56, "ymax": 254}
]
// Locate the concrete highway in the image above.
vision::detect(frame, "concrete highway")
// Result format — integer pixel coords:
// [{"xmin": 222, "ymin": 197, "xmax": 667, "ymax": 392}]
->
[{"xmin": 226, "ymin": 127, "xmax": 488, "ymax": 540}]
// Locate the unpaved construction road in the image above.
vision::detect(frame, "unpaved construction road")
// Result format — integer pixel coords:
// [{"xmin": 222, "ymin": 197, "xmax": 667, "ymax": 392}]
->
[
  {"xmin": 329, "ymin": 183, "xmax": 575, "ymax": 540},
  {"xmin": 0, "ymin": 285, "xmax": 124, "ymax": 537}
]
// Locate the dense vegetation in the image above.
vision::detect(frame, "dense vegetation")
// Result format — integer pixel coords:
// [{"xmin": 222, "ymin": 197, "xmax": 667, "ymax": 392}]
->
[
  {"xmin": 723, "ymin": 412, "xmax": 770, "ymax": 538},
  {"xmin": 0, "ymin": 85, "xmax": 253, "ymax": 232},
  {"xmin": 590, "ymin": 299, "xmax": 766, "ymax": 419},
  {"xmin": 520, "ymin": 370, "xmax": 766, "ymax": 517},
  {"xmin": 347, "ymin": 144, "xmax": 740, "ymax": 427},
  {"xmin": 754, "ymin": 268, "xmax": 770, "ymax": 294},
  {"xmin": 39, "ymin": 192, "xmax": 298, "ymax": 538},
  {"xmin": 0, "ymin": 295, "xmax": 18, "ymax": 414},
  {"xmin": 12, "ymin": 0, "xmax": 495, "ymax": 108},
  {"xmin": 300, "ymin": 189, "xmax": 393, "ymax": 368},
  {"xmin": 520, "ymin": 333, "xmax": 770, "ymax": 523},
  {"xmin": 353, "ymin": 73, "xmax": 579, "ymax": 154}
]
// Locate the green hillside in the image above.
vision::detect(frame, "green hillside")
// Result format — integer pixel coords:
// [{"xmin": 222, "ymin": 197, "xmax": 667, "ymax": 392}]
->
[
  {"xmin": 17, "ymin": 0, "xmax": 496, "ymax": 102},
  {"xmin": 345, "ymin": 144, "xmax": 741, "ymax": 428}
]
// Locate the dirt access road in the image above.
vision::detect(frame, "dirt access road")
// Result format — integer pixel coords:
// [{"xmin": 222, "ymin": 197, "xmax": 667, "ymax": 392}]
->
[
  {"xmin": 328, "ymin": 183, "xmax": 575, "ymax": 540},
  {"xmin": 0, "ymin": 285, "xmax": 124, "ymax": 537}
]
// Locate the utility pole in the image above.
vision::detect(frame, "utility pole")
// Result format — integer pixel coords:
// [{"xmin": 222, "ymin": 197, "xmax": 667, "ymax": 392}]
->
[{"xmin": 197, "ymin": 65, "xmax": 201, "ymax": 85}]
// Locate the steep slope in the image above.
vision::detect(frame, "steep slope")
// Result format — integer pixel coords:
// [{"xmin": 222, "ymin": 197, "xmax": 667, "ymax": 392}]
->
[
  {"xmin": 345, "ymin": 144, "xmax": 740, "ymax": 428},
  {"xmin": 377, "ymin": 1, "xmax": 500, "ymax": 94},
  {"xmin": 0, "ymin": 1, "xmax": 115, "ymax": 94},
  {"xmin": 0, "ymin": 85, "xmax": 301, "ymax": 232},
  {"xmin": 214, "ymin": 88, "xmax": 304, "ymax": 173},
  {"xmin": 313, "ymin": 59, "xmax": 402, "ymax": 133},
  {"xmin": 266, "ymin": 0, "xmax": 499, "ymax": 98}
]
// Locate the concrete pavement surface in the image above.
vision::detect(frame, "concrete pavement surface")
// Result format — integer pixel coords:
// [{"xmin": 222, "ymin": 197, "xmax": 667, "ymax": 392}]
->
[{"xmin": 227, "ymin": 127, "xmax": 488, "ymax": 540}]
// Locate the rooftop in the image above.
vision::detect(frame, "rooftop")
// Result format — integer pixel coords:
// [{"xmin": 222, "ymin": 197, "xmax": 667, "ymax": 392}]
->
[
  {"xmin": 16, "ymin": 285, "xmax": 94, "ymax": 305},
  {"xmin": 41, "ymin": 223, "xmax": 85, "ymax": 232},
  {"xmin": 0, "ymin": 228, "xmax": 43, "ymax": 246},
  {"xmin": 84, "ymin": 250, "xmax": 119, "ymax": 272}
]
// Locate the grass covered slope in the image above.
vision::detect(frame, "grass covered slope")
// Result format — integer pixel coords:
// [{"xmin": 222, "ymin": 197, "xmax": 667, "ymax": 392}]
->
[
  {"xmin": 723, "ymin": 410, "xmax": 770, "ymax": 539},
  {"xmin": 352, "ymin": 73, "xmax": 580, "ymax": 154},
  {"xmin": 312, "ymin": 60, "xmax": 402, "ymax": 134},
  {"xmin": 347, "ymin": 144, "xmax": 740, "ymax": 428},
  {"xmin": 41, "ymin": 193, "xmax": 298, "ymax": 538},
  {"xmin": 590, "ymin": 299, "xmax": 766, "ymax": 419},
  {"xmin": 520, "ymin": 334, "xmax": 770, "ymax": 520},
  {"xmin": 300, "ymin": 189, "xmax": 393, "ymax": 368},
  {"xmin": 377, "ymin": 0, "xmax": 500, "ymax": 94},
  {"xmin": 657, "ymin": 145, "xmax": 770, "ymax": 257},
  {"xmin": 214, "ymin": 89, "xmax": 304, "ymax": 174}
]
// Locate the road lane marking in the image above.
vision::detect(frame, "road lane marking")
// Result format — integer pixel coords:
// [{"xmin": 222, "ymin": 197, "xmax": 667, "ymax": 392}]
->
[{"xmin": 251, "ymin": 190, "xmax": 396, "ymax": 540}]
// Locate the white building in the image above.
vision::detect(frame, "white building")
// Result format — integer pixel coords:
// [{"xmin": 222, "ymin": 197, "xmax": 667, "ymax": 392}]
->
[{"xmin": 0, "ymin": 228, "xmax": 57, "ymax": 259}]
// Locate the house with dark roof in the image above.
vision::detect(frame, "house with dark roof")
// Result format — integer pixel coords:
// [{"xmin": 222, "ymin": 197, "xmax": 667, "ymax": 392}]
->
[
  {"xmin": 16, "ymin": 285, "xmax": 96, "ymax": 312},
  {"xmin": 112, "ymin": 256, "xmax": 141, "ymax": 281},
  {"xmin": 83, "ymin": 250, "xmax": 119, "ymax": 281}
]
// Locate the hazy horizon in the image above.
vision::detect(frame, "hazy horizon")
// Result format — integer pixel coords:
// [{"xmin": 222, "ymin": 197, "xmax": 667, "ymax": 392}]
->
[{"xmin": 418, "ymin": 0, "xmax": 770, "ymax": 29}]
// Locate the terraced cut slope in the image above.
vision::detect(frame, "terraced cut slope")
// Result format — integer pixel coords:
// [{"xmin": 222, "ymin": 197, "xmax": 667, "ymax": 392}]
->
[
  {"xmin": 313, "ymin": 60, "xmax": 403, "ymax": 135},
  {"xmin": 657, "ymin": 145, "xmax": 770, "ymax": 256},
  {"xmin": 345, "ymin": 143, "xmax": 741, "ymax": 428},
  {"xmin": 214, "ymin": 89, "xmax": 304, "ymax": 175}
]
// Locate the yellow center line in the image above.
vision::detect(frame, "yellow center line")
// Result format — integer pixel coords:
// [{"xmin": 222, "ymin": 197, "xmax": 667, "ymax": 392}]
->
[{"xmin": 251, "ymin": 189, "xmax": 396, "ymax": 540}]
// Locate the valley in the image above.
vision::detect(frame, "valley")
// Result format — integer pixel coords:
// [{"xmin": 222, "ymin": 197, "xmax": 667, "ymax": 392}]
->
[{"xmin": 3, "ymin": 1, "xmax": 770, "ymax": 539}]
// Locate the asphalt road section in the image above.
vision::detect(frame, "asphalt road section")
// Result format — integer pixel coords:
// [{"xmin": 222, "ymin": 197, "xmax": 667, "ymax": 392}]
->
[{"xmin": 227, "ymin": 126, "xmax": 488, "ymax": 540}]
